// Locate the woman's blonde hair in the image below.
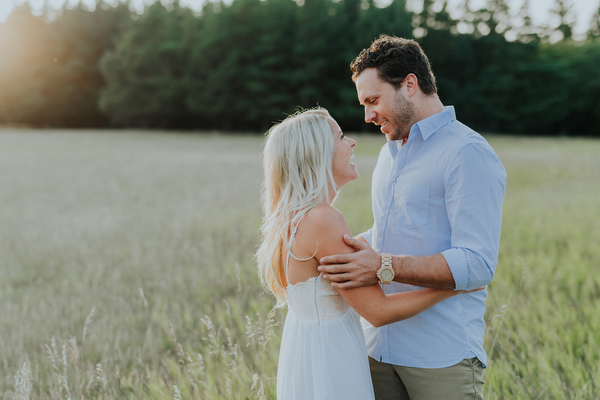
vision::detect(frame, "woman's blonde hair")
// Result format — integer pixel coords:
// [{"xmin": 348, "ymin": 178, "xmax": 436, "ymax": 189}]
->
[{"xmin": 256, "ymin": 107, "xmax": 338, "ymax": 306}]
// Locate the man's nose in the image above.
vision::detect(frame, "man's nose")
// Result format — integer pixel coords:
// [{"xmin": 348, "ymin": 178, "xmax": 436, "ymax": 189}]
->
[{"xmin": 364, "ymin": 107, "xmax": 376, "ymax": 123}]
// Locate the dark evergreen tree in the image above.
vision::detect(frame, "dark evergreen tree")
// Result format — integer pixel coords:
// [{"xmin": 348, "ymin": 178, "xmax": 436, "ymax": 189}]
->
[
  {"xmin": 99, "ymin": 2, "xmax": 197, "ymax": 128},
  {"xmin": 184, "ymin": 0, "xmax": 301, "ymax": 130},
  {"xmin": 1, "ymin": 0, "xmax": 599, "ymax": 135},
  {"xmin": 540, "ymin": 41, "xmax": 600, "ymax": 135},
  {"xmin": 332, "ymin": 0, "xmax": 365, "ymax": 127}
]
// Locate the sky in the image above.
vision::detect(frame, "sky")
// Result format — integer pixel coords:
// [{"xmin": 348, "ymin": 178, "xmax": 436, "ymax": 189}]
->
[{"xmin": 0, "ymin": 0, "xmax": 598, "ymax": 38}]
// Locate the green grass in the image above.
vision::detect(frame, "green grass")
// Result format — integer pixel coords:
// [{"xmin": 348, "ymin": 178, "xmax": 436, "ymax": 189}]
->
[{"xmin": 0, "ymin": 130, "xmax": 598, "ymax": 399}]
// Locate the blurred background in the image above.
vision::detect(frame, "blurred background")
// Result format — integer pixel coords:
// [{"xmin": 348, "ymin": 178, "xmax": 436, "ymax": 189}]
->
[
  {"xmin": 1, "ymin": 0, "xmax": 599, "ymax": 135},
  {"xmin": 2, "ymin": 2, "xmax": 600, "ymax": 398}
]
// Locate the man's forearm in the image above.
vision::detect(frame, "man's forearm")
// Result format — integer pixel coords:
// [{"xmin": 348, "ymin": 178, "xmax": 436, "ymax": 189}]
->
[{"xmin": 392, "ymin": 253, "xmax": 455, "ymax": 289}]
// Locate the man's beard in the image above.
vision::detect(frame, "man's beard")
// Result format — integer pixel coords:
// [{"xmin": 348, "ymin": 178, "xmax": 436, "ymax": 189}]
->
[{"xmin": 388, "ymin": 92, "xmax": 417, "ymax": 142}]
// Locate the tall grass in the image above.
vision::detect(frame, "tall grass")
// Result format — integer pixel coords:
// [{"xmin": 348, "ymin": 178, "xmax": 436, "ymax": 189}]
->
[
  {"xmin": 0, "ymin": 130, "xmax": 598, "ymax": 399},
  {"xmin": 482, "ymin": 136, "xmax": 600, "ymax": 399}
]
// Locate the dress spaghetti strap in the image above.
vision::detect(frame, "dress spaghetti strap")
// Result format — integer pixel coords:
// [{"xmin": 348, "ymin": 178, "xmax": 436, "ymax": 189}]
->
[{"xmin": 284, "ymin": 209, "xmax": 313, "ymax": 285}]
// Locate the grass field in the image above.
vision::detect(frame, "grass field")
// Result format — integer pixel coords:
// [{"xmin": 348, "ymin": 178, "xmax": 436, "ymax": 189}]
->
[{"xmin": 1, "ymin": 129, "xmax": 599, "ymax": 399}]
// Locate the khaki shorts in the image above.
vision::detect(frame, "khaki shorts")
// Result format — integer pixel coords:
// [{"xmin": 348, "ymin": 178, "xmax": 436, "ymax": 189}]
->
[{"xmin": 368, "ymin": 357, "xmax": 484, "ymax": 400}]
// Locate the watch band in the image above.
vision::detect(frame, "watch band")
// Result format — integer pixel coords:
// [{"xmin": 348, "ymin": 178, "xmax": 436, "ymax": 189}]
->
[{"xmin": 377, "ymin": 253, "xmax": 394, "ymax": 284}]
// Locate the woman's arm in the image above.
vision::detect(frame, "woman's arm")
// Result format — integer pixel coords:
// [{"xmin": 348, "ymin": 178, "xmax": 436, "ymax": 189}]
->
[
  {"xmin": 338, "ymin": 285, "xmax": 456, "ymax": 327},
  {"xmin": 306, "ymin": 206, "xmax": 459, "ymax": 327}
]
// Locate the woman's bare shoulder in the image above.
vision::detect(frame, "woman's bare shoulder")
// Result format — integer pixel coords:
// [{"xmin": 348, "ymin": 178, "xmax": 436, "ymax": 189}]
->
[
  {"xmin": 303, "ymin": 205, "xmax": 349, "ymax": 232},
  {"xmin": 288, "ymin": 206, "xmax": 342, "ymax": 261},
  {"xmin": 299, "ymin": 206, "xmax": 353, "ymax": 260}
]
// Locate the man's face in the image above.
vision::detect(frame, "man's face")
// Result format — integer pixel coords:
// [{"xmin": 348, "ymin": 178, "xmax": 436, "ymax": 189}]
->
[{"xmin": 355, "ymin": 68, "xmax": 416, "ymax": 142}]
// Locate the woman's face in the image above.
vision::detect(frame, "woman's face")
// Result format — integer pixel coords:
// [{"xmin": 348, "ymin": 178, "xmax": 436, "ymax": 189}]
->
[{"xmin": 328, "ymin": 116, "xmax": 358, "ymax": 188}]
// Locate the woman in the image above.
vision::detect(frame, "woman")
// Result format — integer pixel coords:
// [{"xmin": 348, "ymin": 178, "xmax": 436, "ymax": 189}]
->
[{"xmin": 256, "ymin": 107, "xmax": 471, "ymax": 399}]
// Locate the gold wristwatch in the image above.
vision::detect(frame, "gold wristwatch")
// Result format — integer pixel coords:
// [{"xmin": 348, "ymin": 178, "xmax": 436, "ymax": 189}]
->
[{"xmin": 376, "ymin": 253, "xmax": 394, "ymax": 284}]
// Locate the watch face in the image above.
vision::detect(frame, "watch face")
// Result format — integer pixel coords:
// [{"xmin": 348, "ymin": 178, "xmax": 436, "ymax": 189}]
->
[{"xmin": 381, "ymin": 269, "xmax": 393, "ymax": 281}]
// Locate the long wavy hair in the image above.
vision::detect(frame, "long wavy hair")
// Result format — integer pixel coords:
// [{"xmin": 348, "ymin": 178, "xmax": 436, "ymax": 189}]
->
[{"xmin": 256, "ymin": 107, "xmax": 337, "ymax": 306}]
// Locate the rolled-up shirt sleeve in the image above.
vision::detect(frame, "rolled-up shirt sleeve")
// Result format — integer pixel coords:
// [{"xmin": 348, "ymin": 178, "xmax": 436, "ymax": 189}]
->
[
  {"xmin": 442, "ymin": 142, "xmax": 507, "ymax": 291},
  {"xmin": 358, "ymin": 228, "xmax": 374, "ymax": 246}
]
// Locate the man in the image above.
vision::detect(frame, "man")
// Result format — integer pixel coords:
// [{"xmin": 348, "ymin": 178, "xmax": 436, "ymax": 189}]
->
[{"xmin": 318, "ymin": 35, "xmax": 507, "ymax": 399}]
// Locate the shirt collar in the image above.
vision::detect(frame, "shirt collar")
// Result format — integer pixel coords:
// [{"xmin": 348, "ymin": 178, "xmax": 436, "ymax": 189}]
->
[
  {"xmin": 386, "ymin": 106, "xmax": 455, "ymax": 156},
  {"xmin": 412, "ymin": 106, "xmax": 456, "ymax": 141}
]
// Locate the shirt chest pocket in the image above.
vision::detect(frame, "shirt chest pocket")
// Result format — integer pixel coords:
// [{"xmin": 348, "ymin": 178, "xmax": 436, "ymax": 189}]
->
[{"xmin": 391, "ymin": 182, "xmax": 430, "ymax": 228}]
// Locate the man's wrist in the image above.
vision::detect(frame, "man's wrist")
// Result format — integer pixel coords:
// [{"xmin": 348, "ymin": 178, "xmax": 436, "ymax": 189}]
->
[
  {"xmin": 376, "ymin": 253, "xmax": 394, "ymax": 284},
  {"xmin": 390, "ymin": 254, "xmax": 406, "ymax": 283}
]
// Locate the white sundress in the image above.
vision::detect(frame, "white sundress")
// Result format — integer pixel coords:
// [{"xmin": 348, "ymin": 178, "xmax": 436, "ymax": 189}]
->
[{"xmin": 276, "ymin": 213, "xmax": 375, "ymax": 400}]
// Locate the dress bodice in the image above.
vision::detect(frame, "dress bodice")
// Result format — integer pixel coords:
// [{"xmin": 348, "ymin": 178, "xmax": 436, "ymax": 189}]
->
[{"xmin": 286, "ymin": 274, "xmax": 350, "ymax": 320}]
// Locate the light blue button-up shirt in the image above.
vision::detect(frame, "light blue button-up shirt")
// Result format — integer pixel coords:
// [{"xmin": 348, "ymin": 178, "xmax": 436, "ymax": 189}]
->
[{"xmin": 360, "ymin": 106, "xmax": 506, "ymax": 368}]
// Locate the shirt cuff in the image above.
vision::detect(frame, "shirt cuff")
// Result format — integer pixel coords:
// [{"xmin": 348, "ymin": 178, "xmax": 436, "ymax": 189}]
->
[{"xmin": 441, "ymin": 248, "xmax": 468, "ymax": 290}]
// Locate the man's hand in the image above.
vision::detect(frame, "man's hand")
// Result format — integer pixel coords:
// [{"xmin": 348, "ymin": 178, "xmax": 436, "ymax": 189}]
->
[{"xmin": 318, "ymin": 234, "xmax": 381, "ymax": 289}]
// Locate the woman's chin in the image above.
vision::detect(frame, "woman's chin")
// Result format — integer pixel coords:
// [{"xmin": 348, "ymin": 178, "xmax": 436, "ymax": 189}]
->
[{"xmin": 352, "ymin": 165, "xmax": 359, "ymax": 180}]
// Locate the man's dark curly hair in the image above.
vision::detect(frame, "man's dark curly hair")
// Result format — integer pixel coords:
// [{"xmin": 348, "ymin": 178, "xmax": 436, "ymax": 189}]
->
[{"xmin": 350, "ymin": 35, "xmax": 437, "ymax": 95}]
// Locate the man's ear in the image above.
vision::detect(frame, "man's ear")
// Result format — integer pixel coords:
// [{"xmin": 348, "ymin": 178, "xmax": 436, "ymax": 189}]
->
[{"xmin": 404, "ymin": 73, "xmax": 418, "ymax": 98}]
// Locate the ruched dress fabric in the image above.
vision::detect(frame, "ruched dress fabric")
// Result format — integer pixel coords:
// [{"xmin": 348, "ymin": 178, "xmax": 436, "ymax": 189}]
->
[{"xmin": 276, "ymin": 214, "xmax": 375, "ymax": 400}]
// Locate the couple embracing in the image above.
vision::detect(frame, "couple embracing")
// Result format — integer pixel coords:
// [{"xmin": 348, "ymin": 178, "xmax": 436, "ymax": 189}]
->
[{"xmin": 256, "ymin": 35, "xmax": 507, "ymax": 400}]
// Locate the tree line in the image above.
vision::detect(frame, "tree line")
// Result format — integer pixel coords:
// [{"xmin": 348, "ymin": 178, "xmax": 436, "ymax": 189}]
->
[{"xmin": 1, "ymin": 0, "xmax": 599, "ymax": 135}]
